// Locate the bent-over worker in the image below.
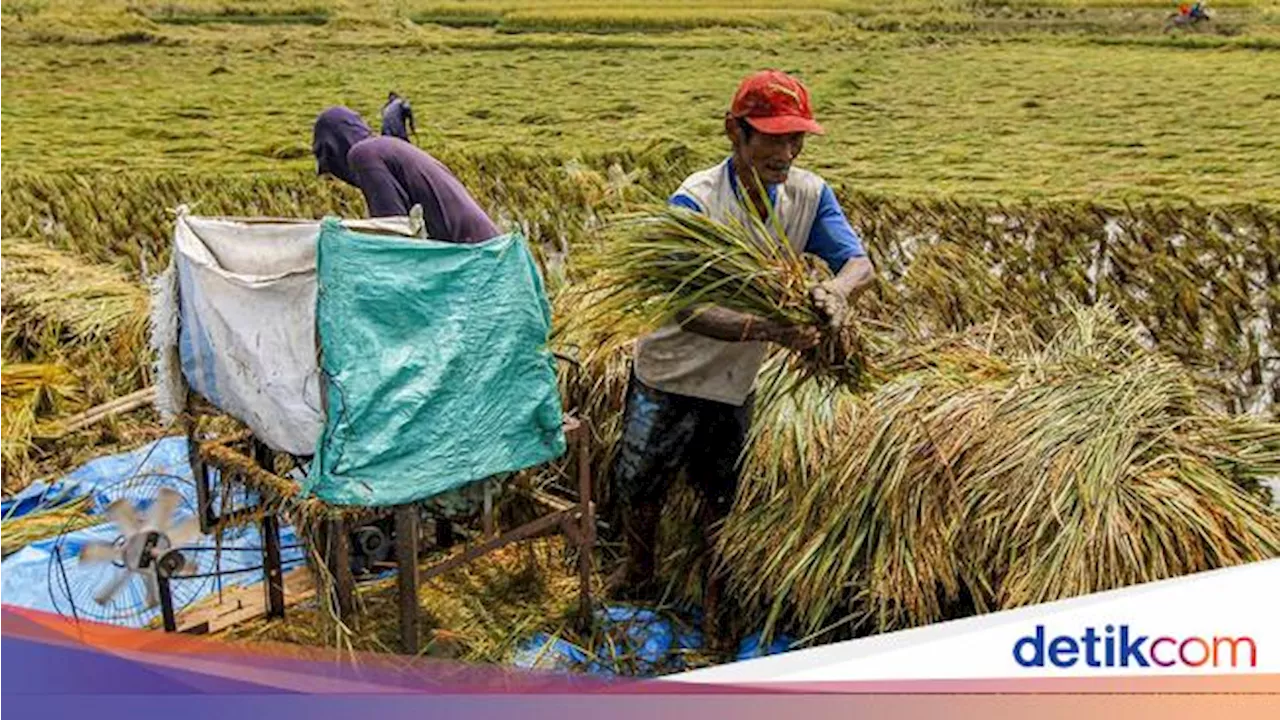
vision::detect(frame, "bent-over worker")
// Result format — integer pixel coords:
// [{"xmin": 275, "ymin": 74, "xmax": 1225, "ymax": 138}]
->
[{"xmin": 312, "ymin": 106, "xmax": 498, "ymax": 243}]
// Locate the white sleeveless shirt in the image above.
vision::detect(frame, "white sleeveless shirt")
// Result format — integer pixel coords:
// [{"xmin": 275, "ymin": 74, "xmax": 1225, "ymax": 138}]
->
[{"xmin": 633, "ymin": 158, "xmax": 825, "ymax": 406}]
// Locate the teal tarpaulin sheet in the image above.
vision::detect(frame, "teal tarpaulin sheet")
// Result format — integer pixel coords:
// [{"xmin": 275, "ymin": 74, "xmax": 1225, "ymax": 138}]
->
[{"xmin": 304, "ymin": 219, "xmax": 566, "ymax": 506}]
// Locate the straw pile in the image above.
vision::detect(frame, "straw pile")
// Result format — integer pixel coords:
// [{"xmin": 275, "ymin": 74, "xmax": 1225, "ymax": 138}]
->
[
  {"xmin": 2, "ymin": 238, "xmax": 153, "ymax": 490},
  {"xmin": 2, "ymin": 238, "xmax": 149, "ymax": 360},
  {"xmin": 221, "ymin": 537, "xmax": 593, "ymax": 664},
  {"xmin": 718, "ymin": 306, "xmax": 1280, "ymax": 643},
  {"xmin": 1, "ymin": 362, "xmax": 81, "ymax": 488}
]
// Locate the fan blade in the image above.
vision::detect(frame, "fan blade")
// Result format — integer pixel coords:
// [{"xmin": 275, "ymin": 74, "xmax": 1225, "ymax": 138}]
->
[
  {"xmin": 105, "ymin": 499, "xmax": 142, "ymax": 535},
  {"xmin": 148, "ymin": 487, "xmax": 182, "ymax": 532},
  {"xmin": 94, "ymin": 569, "xmax": 132, "ymax": 605},
  {"xmin": 166, "ymin": 516, "xmax": 202, "ymax": 547},
  {"xmin": 78, "ymin": 542, "xmax": 121, "ymax": 564},
  {"xmin": 143, "ymin": 570, "xmax": 160, "ymax": 609}
]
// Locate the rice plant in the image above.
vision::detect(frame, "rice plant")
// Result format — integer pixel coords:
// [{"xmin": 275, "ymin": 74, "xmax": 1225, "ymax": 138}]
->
[
  {"xmin": 718, "ymin": 306, "xmax": 1280, "ymax": 644},
  {"xmin": 566, "ymin": 203, "xmax": 874, "ymax": 391}
]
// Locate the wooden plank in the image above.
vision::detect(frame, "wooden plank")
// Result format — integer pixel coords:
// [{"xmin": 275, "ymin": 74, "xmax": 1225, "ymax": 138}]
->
[
  {"xmin": 327, "ymin": 516, "xmax": 356, "ymax": 621},
  {"xmin": 42, "ymin": 387, "xmax": 157, "ymax": 439},
  {"xmin": 176, "ymin": 567, "xmax": 315, "ymax": 634}
]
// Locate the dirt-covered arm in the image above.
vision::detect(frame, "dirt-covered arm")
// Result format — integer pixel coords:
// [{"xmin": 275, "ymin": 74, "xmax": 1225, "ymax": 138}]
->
[{"xmin": 675, "ymin": 305, "xmax": 819, "ymax": 350}]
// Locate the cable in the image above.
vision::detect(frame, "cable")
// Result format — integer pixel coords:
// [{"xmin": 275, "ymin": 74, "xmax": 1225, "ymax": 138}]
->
[
  {"xmin": 172, "ymin": 543, "xmax": 306, "ymax": 553},
  {"xmin": 170, "ymin": 557, "xmax": 305, "ymax": 581}
]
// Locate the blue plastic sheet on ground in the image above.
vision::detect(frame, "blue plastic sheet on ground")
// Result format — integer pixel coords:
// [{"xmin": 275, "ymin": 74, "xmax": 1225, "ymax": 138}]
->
[
  {"xmin": 511, "ymin": 606, "xmax": 797, "ymax": 676},
  {"xmin": 736, "ymin": 631, "xmax": 797, "ymax": 661},
  {"xmin": 0, "ymin": 437, "xmax": 304, "ymax": 628},
  {"xmin": 2, "ymin": 438, "xmax": 193, "ymax": 520}
]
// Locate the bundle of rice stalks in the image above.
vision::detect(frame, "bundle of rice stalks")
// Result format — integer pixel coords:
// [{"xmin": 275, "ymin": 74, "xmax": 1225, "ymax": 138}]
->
[
  {"xmin": 548, "ymin": 288, "xmax": 635, "ymax": 506},
  {"xmin": 1, "ymin": 238, "xmax": 149, "ymax": 362},
  {"xmin": 718, "ymin": 305, "xmax": 1280, "ymax": 644},
  {"xmin": 565, "ymin": 204, "xmax": 874, "ymax": 392},
  {"xmin": 4, "ymin": 241, "xmax": 146, "ymax": 396},
  {"xmin": 0, "ymin": 495, "xmax": 98, "ymax": 558},
  {"xmin": 1, "ymin": 363, "xmax": 80, "ymax": 486}
]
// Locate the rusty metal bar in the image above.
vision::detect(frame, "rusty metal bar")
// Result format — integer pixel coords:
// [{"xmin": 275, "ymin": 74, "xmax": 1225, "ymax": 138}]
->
[
  {"xmin": 395, "ymin": 504, "xmax": 420, "ymax": 654},
  {"xmin": 419, "ymin": 509, "xmax": 574, "ymax": 584},
  {"xmin": 253, "ymin": 439, "xmax": 286, "ymax": 621},
  {"xmin": 575, "ymin": 419, "xmax": 595, "ymax": 624}
]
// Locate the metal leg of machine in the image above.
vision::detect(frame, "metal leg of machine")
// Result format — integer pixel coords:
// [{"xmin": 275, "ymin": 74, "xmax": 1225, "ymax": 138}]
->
[
  {"xmin": 252, "ymin": 439, "xmax": 286, "ymax": 620},
  {"xmin": 155, "ymin": 548, "xmax": 186, "ymax": 633},
  {"xmin": 576, "ymin": 423, "xmax": 595, "ymax": 625},
  {"xmin": 395, "ymin": 504, "xmax": 420, "ymax": 654}
]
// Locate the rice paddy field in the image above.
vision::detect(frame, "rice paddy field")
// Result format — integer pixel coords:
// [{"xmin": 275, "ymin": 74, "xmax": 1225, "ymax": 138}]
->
[{"xmin": 3, "ymin": 0, "xmax": 1279, "ymax": 672}]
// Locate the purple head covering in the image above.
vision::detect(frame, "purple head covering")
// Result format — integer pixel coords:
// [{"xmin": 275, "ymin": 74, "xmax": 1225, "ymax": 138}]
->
[{"xmin": 312, "ymin": 107, "xmax": 372, "ymax": 185}]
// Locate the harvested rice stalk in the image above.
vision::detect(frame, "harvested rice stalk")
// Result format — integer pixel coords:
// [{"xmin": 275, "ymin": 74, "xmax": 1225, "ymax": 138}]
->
[
  {"xmin": 1, "ymin": 495, "xmax": 97, "ymax": 558},
  {"xmin": 1, "ymin": 238, "xmax": 148, "ymax": 359},
  {"xmin": 1, "ymin": 363, "xmax": 80, "ymax": 483},
  {"xmin": 1, "ymin": 237, "xmax": 151, "ymax": 413},
  {"xmin": 720, "ymin": 306, "xmax": 1280, "ymax": 644},
  {"xmin": 566, "ymin": 204, "xmax": 873, "ymax": 392}
]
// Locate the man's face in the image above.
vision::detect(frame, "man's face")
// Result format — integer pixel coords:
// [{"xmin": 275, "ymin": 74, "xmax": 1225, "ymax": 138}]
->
[{"xmin": 729, "ymin": 118, "xmax": 806, "ymax": 186}]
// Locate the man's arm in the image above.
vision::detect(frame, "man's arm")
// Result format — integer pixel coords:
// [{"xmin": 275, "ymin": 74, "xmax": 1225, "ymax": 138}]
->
[
  {"xmin": 805, "ymin": 184, "xmax": 876, "ymax": 326},
  {"xmin": 676, "ymin": 305, "xmax": 819, "ymax": 350},
  {"xmin": 667, "ymin": 193, "xmax": 818, "ymax": 350}
]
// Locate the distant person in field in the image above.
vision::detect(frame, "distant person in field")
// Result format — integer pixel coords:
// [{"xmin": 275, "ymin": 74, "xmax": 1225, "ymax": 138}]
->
[
  {"xmin": 312, "ymin": 106, "xmax": 498, "ymax": 243},
  {"xmin": 381, "ymin": 92, "xmax": 417, "ymax": 142},
  {"xmin": 607, "ymin": 69, "xmax": 875, "ymax": 647},
  {"xmin": 1166, "ymin": 2, "xmax": 1210, "ymax": 31}
]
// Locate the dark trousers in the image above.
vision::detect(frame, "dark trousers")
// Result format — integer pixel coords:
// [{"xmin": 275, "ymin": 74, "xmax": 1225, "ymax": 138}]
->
[{"xmin": 609, "ymin": 370, "xmax": 753, "ymax": 626}]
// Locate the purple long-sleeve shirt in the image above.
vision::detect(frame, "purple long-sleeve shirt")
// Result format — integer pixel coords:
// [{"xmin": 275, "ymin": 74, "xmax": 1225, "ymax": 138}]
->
[{"xmin": 313, "ymin": 107, "xmax": 499, "ymax": 244}]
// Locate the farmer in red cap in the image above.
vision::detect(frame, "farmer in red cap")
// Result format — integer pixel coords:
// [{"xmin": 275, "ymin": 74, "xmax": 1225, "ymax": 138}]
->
[{"xmin": 609, "ymin": 69, "xmax": 875, "ymax": 650}]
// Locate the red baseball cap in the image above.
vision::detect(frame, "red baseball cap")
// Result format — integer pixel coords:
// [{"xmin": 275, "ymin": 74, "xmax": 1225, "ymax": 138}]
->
[{"xmin": 730, "ymin": 69, "xmax": 824, "ymax": 136}]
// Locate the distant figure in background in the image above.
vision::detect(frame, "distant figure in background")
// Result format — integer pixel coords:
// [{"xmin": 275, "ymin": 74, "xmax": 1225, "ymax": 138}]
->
[
  {"xmin": 312, "ymin": 107, "xmax": 498, "ymax": 243},
  {"xmin": 381, "ymin": 92, "xmax": 417, "ymax": 142},
  {"xmin": 1166, "ymin": 2, "xmax": 1210, "ymax": 32}
]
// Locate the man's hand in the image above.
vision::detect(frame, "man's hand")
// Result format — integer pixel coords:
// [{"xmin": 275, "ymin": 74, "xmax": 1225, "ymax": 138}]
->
[{"xmin": 810, "ymin": 280, "xmax": 850, "ymax": 329}]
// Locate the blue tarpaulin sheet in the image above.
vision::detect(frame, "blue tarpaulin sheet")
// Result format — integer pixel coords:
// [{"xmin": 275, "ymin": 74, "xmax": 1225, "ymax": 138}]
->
[
  {"xmin": 0, "ymin": 437, "xmax": 305, "ymax": 628},
  {"xmin": 512, "ymin": 606, "xmax": 796, "ymax": 676},
  {"xmin": 306, "ymin": 220, "xmax": 566, "ymax": 507},
  {"xmin": 2, "ymin": 439, "xmax": 795, "ymax": 671}
]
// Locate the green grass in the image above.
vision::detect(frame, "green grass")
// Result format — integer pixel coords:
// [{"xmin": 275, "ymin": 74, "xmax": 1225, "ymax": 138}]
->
[
  {"xmin": 2, "ymin": 1, "xmax": 1279, "ymax": 202},
  {"xmin": 4, "ymin": 24, "xmax": 1279, "ymax": 202}
]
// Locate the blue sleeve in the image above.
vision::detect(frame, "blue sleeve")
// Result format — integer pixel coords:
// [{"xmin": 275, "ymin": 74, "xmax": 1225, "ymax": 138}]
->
[
  {"xmin": 804, "ymin": 184, "xmax": 866, "ymax": 273},
  {"xmin": 668, "ymin": 193, "xmax": 703, "ymax": 213}
]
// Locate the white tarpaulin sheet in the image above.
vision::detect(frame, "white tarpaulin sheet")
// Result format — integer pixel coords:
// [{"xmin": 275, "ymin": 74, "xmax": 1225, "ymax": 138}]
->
[{"xmin": 152, "ymin": 207, "xmax": 420, "ymax": 455}]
